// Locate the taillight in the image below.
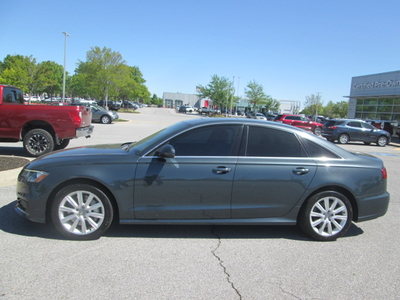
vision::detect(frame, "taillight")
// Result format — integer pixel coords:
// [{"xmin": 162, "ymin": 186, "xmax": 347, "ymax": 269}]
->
[
  {"xmin": 382, "ymin": 167, "xmax": 388, "ymax": 179},
  {"xmin": 328, "ymin": 126, "xmax": 338, "ymax": 129},
  {"xmin": 69, "ymin": 110, "xmax": 82, "ymax": 127}
]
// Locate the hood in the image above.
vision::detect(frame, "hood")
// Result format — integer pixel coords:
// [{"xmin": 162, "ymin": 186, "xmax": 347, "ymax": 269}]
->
[{"xmin": 26, "ymin": 143, "xmax": 135, "ymax": 170}]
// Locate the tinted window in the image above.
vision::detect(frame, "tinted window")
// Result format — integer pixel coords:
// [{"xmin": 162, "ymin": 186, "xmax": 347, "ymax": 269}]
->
[
  {"xmin": 301, "ymin": 139, "xmax": 340, "ymax": 158},
  {"xmin": 246, "ymin": 126, "xmax": 306, "ymax": 157},
  {"xmin": 2, "ymin": 87, "xmax": 24, "ymax": 104},
  {"xmin": 348, "ymin": 121, "xmax": 362, "ymax": 128},
  {"xmin": 361, "ymin": 122, "xmax": 374, "ymax": 130},
  {"xmin": 167, "ymin": 125, "xmax": 240, "ymax": 156}
]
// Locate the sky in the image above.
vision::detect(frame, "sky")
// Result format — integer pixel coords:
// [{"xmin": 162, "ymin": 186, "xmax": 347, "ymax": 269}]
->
[{"xmin": 2, "ymin": 0, "xmax": 400, "ymax": 108}]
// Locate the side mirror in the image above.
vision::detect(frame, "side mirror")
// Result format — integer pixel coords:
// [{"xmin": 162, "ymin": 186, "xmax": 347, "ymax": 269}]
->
[{"xmin": 158, "ymin": 144, "xmax": 175, "ymax": 158}]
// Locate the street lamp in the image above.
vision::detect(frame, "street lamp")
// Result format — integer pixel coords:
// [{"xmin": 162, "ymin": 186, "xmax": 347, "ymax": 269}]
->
[{"xmin": 62, "ymin": 32, "xmax": 70, "ymax": 102}]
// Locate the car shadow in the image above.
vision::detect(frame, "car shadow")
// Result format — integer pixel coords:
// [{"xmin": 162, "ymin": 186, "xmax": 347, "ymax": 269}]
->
[
  {"xmin": 1, "ymin": 201, "xmax": 364, "ymax": 241},
  {"xmin": 0, "ymin": 146, "xmax": 30, "ymax": 157}
]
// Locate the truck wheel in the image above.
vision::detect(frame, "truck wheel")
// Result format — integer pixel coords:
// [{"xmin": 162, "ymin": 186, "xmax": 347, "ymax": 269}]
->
[
  {"xmin": 54, "ymin": 139, "xmax": 70, "ymax": 150},
  {"xmin": 23, "ymin": 128, "xmax": 55, "ymax": 157},
  {"xmin": 101, "ymin": 115, "xmax": 112, "ymax": 124}
]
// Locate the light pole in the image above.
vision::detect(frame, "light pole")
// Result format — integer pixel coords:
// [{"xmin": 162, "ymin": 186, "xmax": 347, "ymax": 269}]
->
[{"xmin": 62, "ymin": 32, "xmax": 69, "ymax": 102}]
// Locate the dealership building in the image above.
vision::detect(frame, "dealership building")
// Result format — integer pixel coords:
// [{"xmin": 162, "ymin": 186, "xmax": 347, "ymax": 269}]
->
[
  {"xmin": 162, "ymin": 92, "xmax": 300, "ymax": 114},
  {"xmin": 347, "ymin": 70, "xmax": 400, "ymax": 122}
]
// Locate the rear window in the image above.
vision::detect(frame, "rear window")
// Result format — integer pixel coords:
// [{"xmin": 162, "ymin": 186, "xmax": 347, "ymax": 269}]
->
[
  {"xmin": 323, "ymin": 120, "xmax": 345, "ymax": 127},
  {"xmin": 301, "ymin": 139, "xmax": 340, "ymax": 158}
]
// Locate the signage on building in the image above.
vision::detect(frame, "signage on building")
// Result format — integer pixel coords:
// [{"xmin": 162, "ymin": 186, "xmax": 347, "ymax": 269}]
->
[{"xmin": 353, "ymin": 80, "xmax": 400, "ymax": 90}]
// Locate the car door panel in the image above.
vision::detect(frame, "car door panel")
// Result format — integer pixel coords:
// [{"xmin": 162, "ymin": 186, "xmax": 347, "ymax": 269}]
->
[
  {"xmin": 134, "ymin": 156, "xmax": 236, "ymax": 219},
  {"xmin": 232, "ymin": 157, "xmax": 317, "ymax": 218}
]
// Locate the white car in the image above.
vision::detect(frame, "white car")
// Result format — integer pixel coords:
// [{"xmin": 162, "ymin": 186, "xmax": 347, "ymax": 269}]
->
[{"xmin": 252, "ymin": 113, "xmax": 267, "ymax": 120}]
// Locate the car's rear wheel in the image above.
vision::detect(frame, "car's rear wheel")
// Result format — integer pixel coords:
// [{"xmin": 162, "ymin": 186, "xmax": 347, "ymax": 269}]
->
[
  {"xmin": 338, "ymin": 133, "xmax": 349, "ymax": 144},
  {"xmin": 313, "ymin": 127, "xmax": 322, "ymax": 136},
  {"xmin": 23, "ymin": 128, "xmax": 55, "ymax": 157},
  {"xmin": 101, "ymin": 115, "xmax": 112, "ymax": 124},
  {"xmin": 298, "ymin": 191, "xmax": 353, "ymax": 241},
  {"xmin": 51, "ymin": 184, "xmax": 113, "ymax": 240},
  {"xmin": 377, "ymin": 136, "xmax": 388, "ymax": 147}
]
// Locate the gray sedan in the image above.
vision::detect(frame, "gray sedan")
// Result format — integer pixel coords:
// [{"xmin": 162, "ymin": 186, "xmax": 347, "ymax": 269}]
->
[
  {"xmin": 90, "ymin": 104, "xmax": 119, "ymax": 124},
  {"xmin": 15, "ymin": 118, "xmax": 390, "ymax": 241}
]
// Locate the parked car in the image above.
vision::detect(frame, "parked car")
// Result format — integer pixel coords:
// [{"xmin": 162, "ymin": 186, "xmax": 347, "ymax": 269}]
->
[
  {"xmin": 71, "ymin": 103, "xmax": 118, "ymax": 124},
  {"xmin": 274, "ymin": 114, "xmax": 323, "ymax": 135},
  {"xmin": 366, "ymin": 120, "xmax": 394, "ymax": 136},
  {"xmin": 264, "ymin": 113, "xmax": 277, "ymax": 120},
  {"xmin": 15, "ymin": 118, "xmax": 389, "ymax": 241},
  {"xmin": 97, "ymin": 100, "xmax": 121, "ymax": 111},
  {"xmin": 178, "ymin": 105, "xmax": 194, "ymax": 113},
  {"xmin": 250, "ymin": 112, "xmax": 267, "ymax": 120},
  {"xmin": 321, "ymin": 119, "xmax": 391, "ymax": 146},
  {"xmin": 122, "ymin": 100, "xmax": 139, "ymax": 110}
]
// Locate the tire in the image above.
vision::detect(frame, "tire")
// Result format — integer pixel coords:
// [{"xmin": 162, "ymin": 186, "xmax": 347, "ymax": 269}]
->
[
  {"xmin": 23, "ymin": 128, "xmax": 55, "ymax": 157},
  {"xmin": 51, "ymin": 184, "xmax": 113, "ymax": 240},
  {"xmin": 101, "ymin": 115, "xmax": 112, "ymax": 124},
  {"xmin": 54, "ymin": 139, "xmax": 70, "ymax": 150},
  {"xmin": 377, "ymin": 136, "xmax": 388, "ymax": 147},
  {"xmin": 313, "ymin": 127, "xmax": 322, "ymax": 136},
  {"xmin": 338, "ymin": 133, "xmax": 349, "ymax": 144},
  {"xmin": 298, "ymin": 191, "xmax": 353, "ymax": 241}
]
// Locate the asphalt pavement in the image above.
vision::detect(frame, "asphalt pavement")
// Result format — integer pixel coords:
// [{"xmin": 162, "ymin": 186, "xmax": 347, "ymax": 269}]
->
[{"xmin": 1, "ymin": 108, "xmax": 400, "ymax": 299}]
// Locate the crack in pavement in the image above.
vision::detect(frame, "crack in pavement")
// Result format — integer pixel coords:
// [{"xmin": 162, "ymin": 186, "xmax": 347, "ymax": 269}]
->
[{"xmin": 211, "ymin": 226, "xmax": 242, "ymax": 300}]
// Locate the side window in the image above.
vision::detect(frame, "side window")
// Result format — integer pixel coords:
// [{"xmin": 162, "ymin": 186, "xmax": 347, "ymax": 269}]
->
[
  {"xmin": 165, "ymin": 125, "xmax": 240, "ymax": 156},
  {"xmin": 348, "ymin": 121, "xmax": 361, "ymax": 128},
  {"xmin": 301, "ymin": 139, "xmax": 340, "ymax": 158},
  {"xmin": 2, "ymin": 87, "xmax": 24, "ymax": 104},
  {"xmin": 361, "ymin": 122, "xmax": 374, "ymax": 130},
  {"xmin": 246, "ymin": 126, "xmax": 306, "ymax": 157}
]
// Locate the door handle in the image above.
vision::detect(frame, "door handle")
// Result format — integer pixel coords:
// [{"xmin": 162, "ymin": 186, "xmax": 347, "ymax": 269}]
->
[
  {"xmin": 293, "ymin": 167, "xmax": 309, "ymax": 175},
  {"xmin": 212, "ymin": 166, "xmax": 232, "ymax": 174}
]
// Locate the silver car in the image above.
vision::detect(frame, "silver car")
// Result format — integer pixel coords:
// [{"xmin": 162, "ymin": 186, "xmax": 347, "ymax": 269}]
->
[
  {"xmin": 15, "ymin": 118, "xmax": 389, "ymax": 241},
  {"xmin": 90, "ymin": 104, "xmax": 119, "ymax": 124}
]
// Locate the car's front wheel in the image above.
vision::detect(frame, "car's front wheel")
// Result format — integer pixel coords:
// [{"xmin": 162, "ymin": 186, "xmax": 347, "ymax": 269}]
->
[
  {"xmin": 338, "ymin": 133, "xmax": 349, "ymax": 144},
  {"xmin": 298, "ymin": 191, "xmax": 353, "ymax": 241},
  {"xmin": 377, "ymin": 136, "xmax": 388, "ymax": 147},
  {"xmin": 101, "ymin": 115, "xmax": 112, "ymax": 124},
  {"xmin": 51, "ymin": 184, "xmax": 114, "ymax": 240}
]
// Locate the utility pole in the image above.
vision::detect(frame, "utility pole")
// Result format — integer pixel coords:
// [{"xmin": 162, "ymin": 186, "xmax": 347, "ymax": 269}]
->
[{"xmin": 62, "ymin": 32, "xmax": 70, "ymax": 103}]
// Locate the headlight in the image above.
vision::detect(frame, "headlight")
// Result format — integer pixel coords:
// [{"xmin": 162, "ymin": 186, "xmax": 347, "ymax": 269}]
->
[{"xmin": 19, "ymin": 169, "xmax": 49, "ymax": 183}]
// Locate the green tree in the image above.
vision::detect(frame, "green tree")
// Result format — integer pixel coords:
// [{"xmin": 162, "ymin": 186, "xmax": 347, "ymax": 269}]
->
[
  {"xmin": 0, "ymin": 54, "xmax": 45, "ymax": 98},
  {"xmin": 301, "ymin": 94, "xmax": 323, "ymax": 118},
  {"xmin": 197, "ymin": 75, "xmax": 235, "ymax": 109},
  {"xmin": 245, "ymin": 80, "xmax": 278, "ymax": 112},
  {"xmin": 37, "ymin": 61, "xmax": 64, "ymax": 97},
  {"xmin": 76, "ymin": 46, "xmax": 126, "ymax": 104}
]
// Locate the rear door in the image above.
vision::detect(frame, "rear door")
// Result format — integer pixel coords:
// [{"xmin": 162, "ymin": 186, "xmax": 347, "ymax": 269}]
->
[{"xmin": 231, "ymin": 125, "xmax": 317, "ymax": 218}]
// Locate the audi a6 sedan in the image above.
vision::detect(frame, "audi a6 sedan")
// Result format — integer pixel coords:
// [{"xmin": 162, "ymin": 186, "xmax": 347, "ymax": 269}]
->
[{"xmin": 15, "ymin": 118, "xmax": 390, "ymax": 241}]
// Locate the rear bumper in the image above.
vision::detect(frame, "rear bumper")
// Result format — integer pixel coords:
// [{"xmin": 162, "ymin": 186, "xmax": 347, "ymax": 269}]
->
[
  {"xmin": 356, "ymin": 192, "xmax": 390, "ymax": 222},
  {"xmin": 76, "ymin": 125, "xmax": 94, "ymax": 138}
]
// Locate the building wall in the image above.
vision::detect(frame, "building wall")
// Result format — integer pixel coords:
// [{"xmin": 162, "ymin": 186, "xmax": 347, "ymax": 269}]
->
[{"xmin": 348, "ymin": 71, "xmax": 400, "ymax": 121}]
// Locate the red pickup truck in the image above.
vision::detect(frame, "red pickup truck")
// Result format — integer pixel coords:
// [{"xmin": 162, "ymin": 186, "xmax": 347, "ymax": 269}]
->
[{"xmin": 0, "ymin": 85, "xmax": 93, "ymax": 156}]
